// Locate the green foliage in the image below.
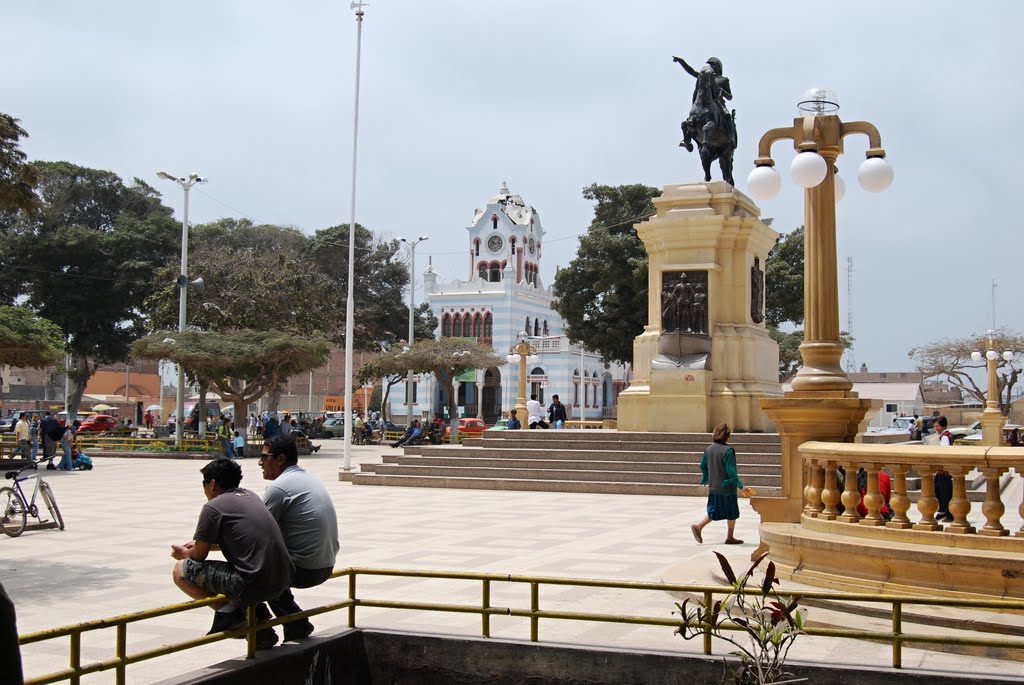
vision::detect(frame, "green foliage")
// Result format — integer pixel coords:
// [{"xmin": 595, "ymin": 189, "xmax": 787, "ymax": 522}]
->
[
  {"xmin": 768, "ymin": 327, "xmax": 803, "ymax": 383},
  {"xmin": 0, "ymin": 306, "xmax": 64, "ymax": 368},
  {"xmin": 676, "ymin": 552, "xmax": 806, "ymax": 684},
  {"xmin": 0, "ymin": 161, "xmax": 178, "ymax": 415},
  {"xmin": 0, "ymin": 113, "xmax": 40, "ymax": 215},
  {"xmin": 358, "ymin": 338, "xmax": 505, "ymax": 443},
  {"xmin": 552, "ymin": 183, "xmax": 661, "ymax": 364},
  {"xmin": 909, "ymin": 328, "xmax": 1024, "ymax": 414},
  {"xmin": 764, "ymin": 227, "xmax": 804, "ymax": 328},
  {"xmin": 132, "ymin": 329, "xmax": 331, "ymax": 421}
]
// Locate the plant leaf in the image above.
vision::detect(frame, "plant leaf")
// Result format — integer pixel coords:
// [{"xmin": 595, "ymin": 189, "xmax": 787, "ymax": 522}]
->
[
  {"xmin": 715, "ymin": 551, "xmax": 737, "ymax": 584},
  {"xmin": 761, "ymin": 561, "xmax": 776, "ymax": 596}
]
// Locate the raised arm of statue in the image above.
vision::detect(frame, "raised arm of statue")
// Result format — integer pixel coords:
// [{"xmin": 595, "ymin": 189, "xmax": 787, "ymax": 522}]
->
[
  {"xmin": 718, "ymin": 76, "xmax": 733, "ymax": 101},
  {"xmin": 672, "ymin": 55, "xmax": 699, "ymax": 79}
]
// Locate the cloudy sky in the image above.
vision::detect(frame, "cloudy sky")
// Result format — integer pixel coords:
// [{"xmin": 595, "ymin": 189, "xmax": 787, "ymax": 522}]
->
[{"xmin": 7, "ymin": 1, "xmax": 1022, "ymax": 373}]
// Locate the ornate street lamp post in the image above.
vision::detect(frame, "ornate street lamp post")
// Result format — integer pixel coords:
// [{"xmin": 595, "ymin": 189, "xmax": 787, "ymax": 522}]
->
[
  {"xmin": 747, "ymin": 89, "xmax": 893, "ymax": 391},
  {"xmin": 506, "ymin": 338, "xmax": 539, "ymax": 420},
  {"xmin": 971, "ymin": 331, "xmax": 1016, "ymax": 446}
]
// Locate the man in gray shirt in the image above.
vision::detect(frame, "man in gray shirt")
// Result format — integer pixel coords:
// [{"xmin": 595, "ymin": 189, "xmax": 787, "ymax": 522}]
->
[
  {"xmin": 258, "ymin": 435, "xmax": 340, "ymax": 641},
  {"xmin": 171, "ymin": 458, "xmax": 293, "ymax": 649}
]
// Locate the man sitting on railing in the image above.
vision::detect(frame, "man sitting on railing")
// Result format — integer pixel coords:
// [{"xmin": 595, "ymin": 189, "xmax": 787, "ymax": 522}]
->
[
  {"xmin": 170, "ymin": 458, "xmax": 293, "ymax": 650},
  {"xmin": 391, "ymin": 420, "xmax": 422, "ymax": 448},
  {"xmin": 256, "ymin": 435, "xmax": 340, "ymax": 641}
]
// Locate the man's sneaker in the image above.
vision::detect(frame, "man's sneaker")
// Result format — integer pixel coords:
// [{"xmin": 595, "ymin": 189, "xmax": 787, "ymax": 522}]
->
[
  {"xmin": 254, "ymin": 628, "xmax": 279, "ymax": 650},
  {"xmin": 283, "ymin": 619, "xmax": 315, "ymax": 642},
  {"xmin": 207, "ymin": 609, "xmax": 246, "ymax": 636}
]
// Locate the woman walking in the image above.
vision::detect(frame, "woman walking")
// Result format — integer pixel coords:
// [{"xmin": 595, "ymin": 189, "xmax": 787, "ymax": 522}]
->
[{"xmin": 691, "ymin": 422, "xmax": 749, "ymax": 545}]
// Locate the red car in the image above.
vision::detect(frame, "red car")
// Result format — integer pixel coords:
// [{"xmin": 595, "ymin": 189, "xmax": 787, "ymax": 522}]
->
[
  {"xmin": 444, "ymin": 418, "xmax": 488, "ymax": 436},
  {"xmin": 77, "ymin": 414, "xmax": 119, "ymax": 432}
]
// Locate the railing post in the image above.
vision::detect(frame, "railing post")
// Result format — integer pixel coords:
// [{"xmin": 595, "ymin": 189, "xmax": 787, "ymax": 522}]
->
[
  {"xmin": 838, "ymin": 461, "xmax": 861, "ymax": 523},
  {"xmin": 246, "ymin": 605, "xmax": 257, "ymax": 659},
  {"xmin": 702, "ymin": 590, "xmax": 713, "ymax": 655},
  {"xmin": 348, "ymin": 573, "xmax": 357, "ymax": 627},
  {"xmin": 912, "ymin": 466, "xmax": 942, "ymax": 531},
  {"xmin": 947, "ymin": 467, "xmax": 976, "ymax": 534},
  {"xmin": 806, "ymin": 462, "xmax": 825, "ymax": 517},
  {"xmin": 482, "ymin": 579, "xmax": 491, "ymax": 638},
  {"xmin": 887, "ymin": 465, "xmax": 913, "ymax": 529},
  {"xmin": 1018, "ymin": 467, "xmax": 1024, "ymax": 538},
  {"xmin": 819, "ymin": 461, "xmax": 841, "ymax": 519},
  {"xmin": 116, "ymin": 622, "xmax": 127, "ymax": 685},
  {"xmin": 859, "ymin": 464, "xmax": 885, "ymax": 526},
  {"xmin": 892, "ymin": 600, "xmax": 902, "ymax": 669},
  {"xmin": 69, "ymin": 631, "xmax": 81, "ymax": 685},
  {"xmin": 979, "ymin": 467, "xmax": 1009, "ymax": 536},
  {"xmin": 530, "ymin": 582, "xmax": 539, "ymax": 642}
]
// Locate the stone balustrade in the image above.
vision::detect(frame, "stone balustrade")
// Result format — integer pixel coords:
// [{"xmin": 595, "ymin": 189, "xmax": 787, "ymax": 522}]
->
[{"xmin": 799, "ymin": 442, "xmax": 1024, "ymax": 541}]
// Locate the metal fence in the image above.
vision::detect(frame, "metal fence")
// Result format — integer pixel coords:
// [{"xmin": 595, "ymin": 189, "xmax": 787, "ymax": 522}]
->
[{"xmin": 18, "ymin": 567, "xmax": 1024, "ymax": 685}]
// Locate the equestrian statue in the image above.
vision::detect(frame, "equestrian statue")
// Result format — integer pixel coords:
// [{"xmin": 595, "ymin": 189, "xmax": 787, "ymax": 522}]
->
[{"xmin": 673, "ymin": 55, "xmax": 737, "ymax": 186}]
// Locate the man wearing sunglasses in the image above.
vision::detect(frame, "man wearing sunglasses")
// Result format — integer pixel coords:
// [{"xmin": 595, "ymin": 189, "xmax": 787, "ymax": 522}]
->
[
  {"xmin": 258, "ymin": 435, "xmax": 340, "ymax": 641},
  {"xmin": 171, "ymin": 458, "xmax": 293, "ymax": 649}
]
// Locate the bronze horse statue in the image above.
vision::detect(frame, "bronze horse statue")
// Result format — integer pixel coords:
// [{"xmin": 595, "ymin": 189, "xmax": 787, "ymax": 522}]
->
[{"xmin": 675, "ymin": 56, "xmax": 737, "ymax": 187}]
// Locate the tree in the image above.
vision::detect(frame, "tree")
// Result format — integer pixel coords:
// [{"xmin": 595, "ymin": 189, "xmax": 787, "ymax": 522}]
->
[
  {"xmin": 132, "ymin": 329, "xmax": 332, "ymax": 430},
  {"xmin": 0, "ymin": 306, "xmax": 64, "ymax": 368},
  {"xmin": 358, "ymin": 338, "xmax": 505, "ymax": 443},
  {"xmin": 0, "ymin": 113, "xmax": 40, "ymax": 215},
  {"xmin": 0, "ymin": 161, "xmax": 178, "ymax": 417},
  {"xmin": 552, "ymin": 183, "xmax": 661, "ymax": 364},
  {"xmin": 145, "ymin": 218, "xmax": 338, "ymax": 336},
  {"xmin": 908, "ymin": 329, "xmax": 1024, "ymax": 414}
]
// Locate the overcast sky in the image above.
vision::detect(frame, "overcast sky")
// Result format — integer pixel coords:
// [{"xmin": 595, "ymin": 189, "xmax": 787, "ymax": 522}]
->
[{"xmin": 7, "ymin": 1, "xmax": 1023, "ymax": 373}]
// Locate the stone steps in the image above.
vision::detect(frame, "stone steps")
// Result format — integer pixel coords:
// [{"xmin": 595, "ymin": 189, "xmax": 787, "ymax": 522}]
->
[
  {"xmin": 346, "ymin": 472, "xmax": 782, "ymax": 497},
  {"xmin": 345, "ymin": 430, "xmax": 783, "ymax": 496},
  {"xmin": 382, "ymin": 454, "xmax": 782, "ymax": 474}
]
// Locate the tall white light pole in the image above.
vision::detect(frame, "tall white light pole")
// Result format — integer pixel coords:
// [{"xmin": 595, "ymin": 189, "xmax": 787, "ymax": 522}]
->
[
  {"xmin": 342, "ymin": 1, "xmax": 367, "ymax": 471},
  {"xmin": 157, "ymin": 171, "xmax": 206, "ymax": 448},
  {"xmin": 400, "ymin": 235, "xmax": 429, "ymax": 424}
]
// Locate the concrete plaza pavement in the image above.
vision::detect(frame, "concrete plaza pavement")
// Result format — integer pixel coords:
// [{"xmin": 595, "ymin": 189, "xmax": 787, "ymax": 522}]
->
[{"xmin": 2, "ymin": 438, "xmax": 1021, "ymax": 684}]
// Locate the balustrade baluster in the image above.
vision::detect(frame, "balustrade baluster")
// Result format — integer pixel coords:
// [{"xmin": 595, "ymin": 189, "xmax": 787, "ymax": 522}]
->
[
  {"xmin": 802, "ymin": 463, "xmax": 815, "ymax": 517},
  {"xmin": 978, "ymin": 467, "xmax": 1009, "ymax": 536},
  {"xmin": 838, "ymin": 461, "xmax": 861, "ymax": 523},
  {"xmin": 859, "ymin": 464, "xmax": 885, "ymax": 526},
  {"xmin": 820, "ymin": 462, "xmax": 841, "ymax": 520},
  {"xmin": 946, "ymin": 467, "xmax": 976, "ymax": 534},
  {"xmin": 806, "ymin": 463, "xmax": 824, "ymax": 517},
  {"xmin": 887, "ymin": 465, "xmax": 912, "ymax": 529},
  {"xmin": 1018, "ymin": 467, "xmax": 1024, "ymax": 538},
  {"xmin": 913, "ymin": 466, "xmax": 942, "ymax": 531}
]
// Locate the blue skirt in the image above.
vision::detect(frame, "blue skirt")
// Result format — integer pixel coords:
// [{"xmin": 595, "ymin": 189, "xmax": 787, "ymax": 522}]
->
[{"xmin": 706, "ymin": 493, "xmax": 740, "ymax": 521}]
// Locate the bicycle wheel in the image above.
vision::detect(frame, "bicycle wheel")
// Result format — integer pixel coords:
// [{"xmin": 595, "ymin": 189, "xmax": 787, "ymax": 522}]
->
[
  {"xmin": 39, "ymin": 482, "xmax": 64, "ymax": 531},
  {"xmin": 0, "ymin": 486, "xmax": 27, "ymax": 537}
]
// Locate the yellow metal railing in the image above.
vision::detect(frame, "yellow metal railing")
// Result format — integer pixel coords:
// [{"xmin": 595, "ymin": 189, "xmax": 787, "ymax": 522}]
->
[{"xmin": 18, "ymin": 567, "xmax": 1024, "ymax": 685}]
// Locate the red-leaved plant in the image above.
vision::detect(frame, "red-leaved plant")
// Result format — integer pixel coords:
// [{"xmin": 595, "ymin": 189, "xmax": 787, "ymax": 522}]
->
[{"xmin": 675, "ymin": 551, "xmax": 806, "ymax": 684}]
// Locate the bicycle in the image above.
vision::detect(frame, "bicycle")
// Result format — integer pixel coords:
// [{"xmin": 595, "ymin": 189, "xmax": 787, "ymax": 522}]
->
[{"xmin": 0, "ymin": 456, "xmax": 65, "ymax": 537}]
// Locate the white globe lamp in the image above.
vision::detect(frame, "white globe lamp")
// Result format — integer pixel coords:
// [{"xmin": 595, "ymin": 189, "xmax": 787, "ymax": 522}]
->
[
  {"xmin": 857, "ymin": 157, "xmax": 894, "ymax": 192},
  {"xmin": 986, "ymin": 349, "xmax": 999, "ymax": 362},
  {"xmin": 971, "ymin": 351, "xmax": 983, "ymax": 363},
  {"xmin": 790, "ymin": 151, "xmax": 827, "ymax": 188},
  {"xmin": 1003, "ymin": 350, "xmax": 1015, "ymax": 362},
  {"xmin": 834, "ymin": 172, "xmax": 846, "ymax": 202},
  {"xmin": 746, "ymin": 165, "xmax": 781, "ymax": 200}
]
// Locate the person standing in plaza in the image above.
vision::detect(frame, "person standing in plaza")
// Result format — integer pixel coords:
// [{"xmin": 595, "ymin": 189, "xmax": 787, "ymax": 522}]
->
[
  {"xmin": 506, "ymin": 409, "xmax": 521, "ymax": 430},
  {"xmin": 933, "ymin": 415, "xmax": 954, "ymax": 522},
  {"xmin": 39, "ymin": 412, "xmax": 62, "ymax": 463},
  {"xmin": 170, "ymin": 458, "xmax": 292, "ymax": 649},
  {"xmin": 217, "ymin": 417, "xmax": 233, "ymax": 459},
  {"xmin": 691, "ymin": 423, "xmax": 749, "ymax": 545},
  {"xmin": 13, "ymin": 414, "xmax": 30, "ymax": 459},
  {"xmin": 547, "ymin": 394, "xmax": 568, "ymax": 429},
  {"xmin": 257, "ymin": 435, "xmax": 339, "ymax": 641},
  {"xmin": 28, "ymin": 414, "xmax": 39, "ymax": 461},
  {"xmin": 526, "ymin": 394, "xmax": 548, "ymax": 429}
]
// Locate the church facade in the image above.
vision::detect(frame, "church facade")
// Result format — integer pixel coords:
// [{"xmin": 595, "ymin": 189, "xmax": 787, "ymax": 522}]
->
[{"xmin": 387, "ymin": 184, "xmax": 630, "ymax": 425}]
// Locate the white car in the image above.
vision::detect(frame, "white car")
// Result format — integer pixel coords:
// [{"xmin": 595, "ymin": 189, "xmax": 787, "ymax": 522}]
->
[{"xmin": 958, "ymin": 420, "xmax": 1022, "ymax": 444}]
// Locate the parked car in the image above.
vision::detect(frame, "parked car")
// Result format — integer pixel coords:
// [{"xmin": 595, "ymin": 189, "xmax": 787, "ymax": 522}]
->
[
  {"xmin": 958, "ymin": 421, "xmax": 1024, "ymax": 444},
  {"xmin": 444, "ymin": 418, "xmax": 488, "ymax": 436},
  {"xmin": 486, "ymin": 419, "xmax": 510, "ymax": 432},
  {"xmin": 320, "ymin": 418, "xmax": 346, "ymax": 438},
  {"xmin": 77, "ymin": 414, "xmax": 120, "ymax": 433}
]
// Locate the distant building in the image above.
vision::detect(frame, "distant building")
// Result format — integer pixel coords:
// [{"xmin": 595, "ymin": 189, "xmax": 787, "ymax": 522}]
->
[{"xmin": 387, "ymin": 183, "xmax": 629, "ymax": 424}]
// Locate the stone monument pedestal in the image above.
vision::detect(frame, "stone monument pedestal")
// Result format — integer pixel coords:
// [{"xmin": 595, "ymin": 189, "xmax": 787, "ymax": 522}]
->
[{"xmin": 618, "ymin": 182, "xmax": 781, "ymax": 433}]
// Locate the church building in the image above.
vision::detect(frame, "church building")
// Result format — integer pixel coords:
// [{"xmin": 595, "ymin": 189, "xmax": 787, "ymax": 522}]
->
[{"xmin": 387, "ymin": 183, "xmax": 630, "ymax": 425}]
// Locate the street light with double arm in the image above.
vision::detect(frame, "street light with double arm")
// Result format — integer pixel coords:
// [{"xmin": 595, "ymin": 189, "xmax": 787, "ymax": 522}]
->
[
  {"xmin": 157, "ymin": 171, "xmax": 207, "ymax": 447},
  {"xmin": 400, "ymin": 235, "xmax": 429, "ymax": 424},
  {"xmin": 971, "ymin": 331, "xmax": 1016, "ymax": 446},
  {"xmin": 506, "ymin": 337, "xmax": 539, "ymax": 421}
]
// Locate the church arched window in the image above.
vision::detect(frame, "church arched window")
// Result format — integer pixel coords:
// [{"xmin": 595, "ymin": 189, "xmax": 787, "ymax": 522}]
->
[
  {"xmin": 491, "ymin": 214, "xmax": 498, "ymax": 229},
  {"xmin": 474, "ymin": 238, "xmax": 480, "ymax": 257},
  {"xmin": 525, "ymin": 316, "xmax": 531, "ymax": 334},
  {"xmin": 533, "ymin": 319, "xmax": 540, "ymax": 337},
  {"xmin": 484, "ymin": 313, "xmax": 493, "ymax": 338},
  {"xmin": 473, "ymin": 313, "xmax": 482, "ymax": 338},
  {"xmin": 489, "ymin": 262, "xmax": 500, "ymax": 282},
  {"xmin": 452, "ymin": 314, "xmax": 461, "ymax": 336},
  {"xmin": 462, "ymin": 315, "xmax": 472, "ymax": 337},
  {"xmin": 543, "ymin": 320, "xmax": 549, "ymax": 336},
  {"xmin": 441, "ymin": 314, "xmax": 451, "ymax": 337},
  {"xmin": 478, "ymin": 262, "xmax": 488, "ymax": 280}
]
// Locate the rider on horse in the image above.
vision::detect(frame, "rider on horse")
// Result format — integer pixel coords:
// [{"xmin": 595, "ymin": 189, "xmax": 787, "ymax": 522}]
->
[{"xmin": 673, "ymin": 56, "xmax": 736, "ymax": 152}]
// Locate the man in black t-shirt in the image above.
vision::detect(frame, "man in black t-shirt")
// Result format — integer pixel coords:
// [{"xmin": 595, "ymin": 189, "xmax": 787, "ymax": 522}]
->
[{"xmin": 171, "ymin": 459, "xmax": 293, "ymax": 649}]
